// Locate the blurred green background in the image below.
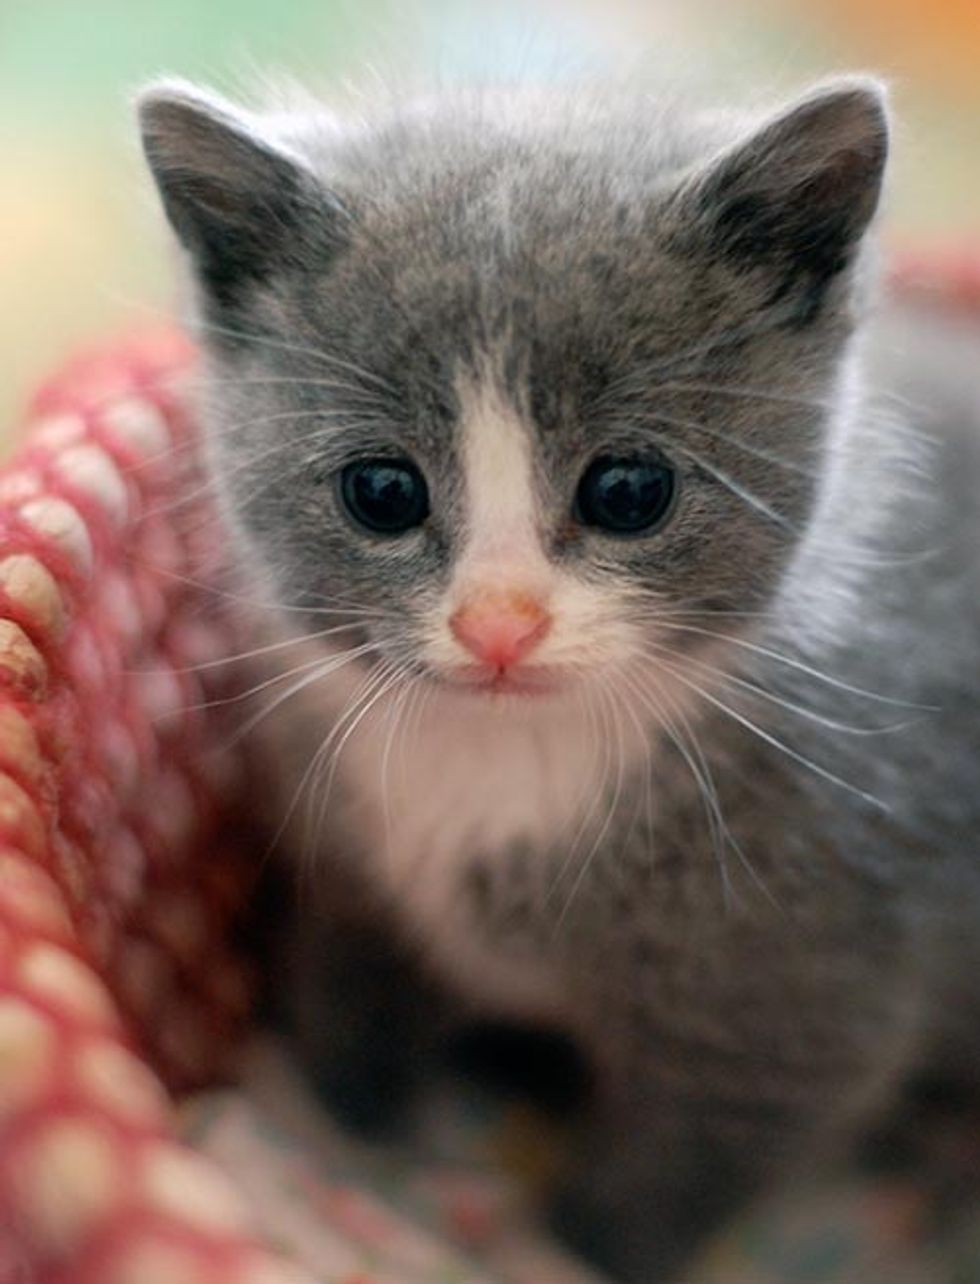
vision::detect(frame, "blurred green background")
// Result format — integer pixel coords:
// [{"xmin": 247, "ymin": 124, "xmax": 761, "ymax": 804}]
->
[{"xmin": 1, "ymin": 0, "xmax": 977, "ymax": 427}]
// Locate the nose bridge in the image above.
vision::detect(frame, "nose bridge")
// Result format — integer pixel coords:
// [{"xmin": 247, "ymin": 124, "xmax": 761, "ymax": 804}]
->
[{"xmin": 456, "ymin": 367, "xmax": 544, "ymax": 564}]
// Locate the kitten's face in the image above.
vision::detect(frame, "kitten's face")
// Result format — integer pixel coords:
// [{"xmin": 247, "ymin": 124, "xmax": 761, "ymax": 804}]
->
[{"xmin": 140, "ymin": 79, "xmax": 887, "ymax": 711}]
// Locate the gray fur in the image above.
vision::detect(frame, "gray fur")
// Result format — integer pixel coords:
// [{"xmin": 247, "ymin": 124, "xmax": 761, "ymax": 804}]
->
[{"xmin": 139, "ymin": 76, "xmax": 980, "ymax": 1281}]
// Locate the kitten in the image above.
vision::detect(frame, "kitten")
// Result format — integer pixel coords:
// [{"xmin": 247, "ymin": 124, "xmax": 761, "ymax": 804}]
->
[{"xmin": 138, "ymin": 74, "xmax": 980, "ymax": 1280}]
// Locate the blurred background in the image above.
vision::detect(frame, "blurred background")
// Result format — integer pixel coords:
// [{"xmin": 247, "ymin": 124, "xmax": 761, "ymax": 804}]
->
[{"xmin": 1, "ymin": 0, "xmax": 977, "ymax": 425}]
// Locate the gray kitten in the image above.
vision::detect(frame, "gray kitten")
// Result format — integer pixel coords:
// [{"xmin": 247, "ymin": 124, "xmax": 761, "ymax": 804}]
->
[{"xmin": 138, "ymin": 74, "xmax": 980, "ymax": 1280}]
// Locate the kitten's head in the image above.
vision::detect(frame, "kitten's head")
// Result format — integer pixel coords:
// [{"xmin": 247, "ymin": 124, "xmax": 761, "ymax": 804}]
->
[{"xmin": 138, "ymin": 77, "xmax": 887, "ymax": 709}]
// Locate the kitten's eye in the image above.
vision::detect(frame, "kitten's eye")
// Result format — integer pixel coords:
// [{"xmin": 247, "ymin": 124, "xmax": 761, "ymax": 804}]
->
[
  {"xmin": 575, "ymin": 454, "xmax": 676, "ymax": 534},
  {"xmin": 340, "ymin": 458, "xmax": 430, "ymax": 535}
]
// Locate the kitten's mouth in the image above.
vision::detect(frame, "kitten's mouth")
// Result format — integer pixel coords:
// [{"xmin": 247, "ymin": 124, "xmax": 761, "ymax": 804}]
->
[{"xmin": 439, "ymin": 664, "xmax": 564, "ymax": 698}]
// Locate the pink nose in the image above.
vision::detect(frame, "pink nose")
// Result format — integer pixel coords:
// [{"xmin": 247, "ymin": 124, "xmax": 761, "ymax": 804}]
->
[{"xmin": 450, "ymin": 589, "xmax": 551, "ymax": 670}]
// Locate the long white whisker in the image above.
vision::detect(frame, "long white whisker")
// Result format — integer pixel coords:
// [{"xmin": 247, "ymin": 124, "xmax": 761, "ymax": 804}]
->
[
  {"xmin": 651, "ymin": 378, "xmax": 834, "ymax": 414},
  {"xmin": 667, "ymin": 648, "xmax": 922, "ymax": 738},
  {"xmin": 379, "ymin": 669, "xmax": 419, "ymax": 850},
  {"xmin": 128, "ymin": 621, "xmax": 367, "ymax": 677},
  {"xmin": 590, "ymin": 304, "xmax": 815, "ymax": 412},
  {"xmin": 307, "ymin": 662, "xmax": 407, "ymax": 876},
  {"xmin": 646, "ymin": 407, "xmax": 818, "ymax": 477},
  {"xmin": 618, "ymin": 667, "xmax": 734, "ymax": 910},
  {"xmin": 653, "ymin": 653, "xmax": 890, "ymax": 813},
  {"xmin": 277, "ymin": 663, "xmax": 382, "ymax": 879},
  {"xmin": 638, "ymin": 668, "xmax": 781, "ymax": 912},
  {"xmin": 652, "ymin": 377, "xmax": 922, "ymax": 421},
  {"xmin": 317, "ymin": 662, "xmax": 408, "ymax": 833},
  {"xmin": 555, "ymin": 677, "xmax": 627, "ymax": 926},
  {"xmin": 302, "ymin": 661, "xmax": 399, "ymax": 874},
  {"xmin": 182, "ymin": 316, "xmax": 400, "ymax": 397},
  {"xmin": 127, "ymin": 559, "xmax": 387, "ymax": 620},
  {"xmin": 178, "ymin": 649, "xmax": 334, "ymax": 716},
  {"xmin": 226, "ymin": 642, "xmax": 375, "ymax": 738},
  {"xmin": 547, "ymin": 681, "xmax": 610, "ymax": 902},
  {"xmin": 669, "ymin": 444, "xmax": 796, "ymax": 530},
  {"xmin": 647, "ymin": 619, "xmax": 934, "ymax": 710},
  {"xmin": 135, "ymin": 404, "xmax": 393, "ymax": 474}
]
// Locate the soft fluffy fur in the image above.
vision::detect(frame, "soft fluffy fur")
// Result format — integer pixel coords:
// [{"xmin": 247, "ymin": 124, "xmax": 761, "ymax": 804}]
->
[{"xmin": 139, "ymin": 76, "xmax": 980, "ymax": 1280}]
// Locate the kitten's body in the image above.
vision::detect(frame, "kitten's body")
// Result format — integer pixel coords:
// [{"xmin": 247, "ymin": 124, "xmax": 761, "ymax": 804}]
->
[{"xmin": 140, "ymin": 80, "xmax": 980, "ymax": 1279}]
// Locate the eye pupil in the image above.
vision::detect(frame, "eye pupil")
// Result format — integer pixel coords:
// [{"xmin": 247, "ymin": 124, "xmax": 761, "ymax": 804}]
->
[
  {"xmin": 340, "ymin": 459, "xmax": 430, "ymax": 535},
  {"xmin": 575, "ymin": 454, "xmax": 676, "ymax": 534}
]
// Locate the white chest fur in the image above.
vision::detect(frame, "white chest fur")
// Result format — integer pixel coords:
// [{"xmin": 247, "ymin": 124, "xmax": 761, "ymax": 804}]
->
[{"xmin": 328, "ymin": 690, "xmax": 625, "ymax": 1015}]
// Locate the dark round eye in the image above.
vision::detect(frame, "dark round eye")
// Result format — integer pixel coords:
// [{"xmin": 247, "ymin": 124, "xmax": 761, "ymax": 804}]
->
[
  {"xmin": 575, "ymin": 454, "xmax": 677, "ymax": 534},
  {"xmin": 340, "ymin": 458, "xmax": 430, "ymax": 535}
]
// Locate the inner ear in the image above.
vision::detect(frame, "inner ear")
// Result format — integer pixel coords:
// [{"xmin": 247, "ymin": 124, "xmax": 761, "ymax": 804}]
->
[
  {"xmin": 138, "ymin": 81, "xmax": 346, "ymax": 305},
  {"xmin": 679, "ymin": 79, "xmax": 889, "ymax": 320}
]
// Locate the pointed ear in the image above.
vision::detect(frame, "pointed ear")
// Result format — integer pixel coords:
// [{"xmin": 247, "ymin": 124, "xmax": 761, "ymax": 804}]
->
[
  {"xmin": 137, "ymin": 80, "xmax": 343, "ymax": 302},
  {"xmin": 678, "ymin": 78, "xmax": 889, "ymax": 320}
]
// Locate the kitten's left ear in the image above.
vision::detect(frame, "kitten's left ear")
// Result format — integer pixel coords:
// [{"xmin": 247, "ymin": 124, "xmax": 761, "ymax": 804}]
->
[
  {"xmin": 677, "ymin": 78, "xmax": 889, "ymax": 318},
  {"xmin": 137, "ymin": 80, "xmax": 343, "ymax": 303}
]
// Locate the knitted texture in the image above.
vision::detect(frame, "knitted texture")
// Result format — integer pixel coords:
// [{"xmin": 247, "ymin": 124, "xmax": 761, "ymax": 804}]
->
[
  {"xmin": 888, "ymin": 242, "xmax": 980, "ymax": 312},
  {"xmin": 0, "ymin": 330, "xmax": 314, "ymax": 1284}
]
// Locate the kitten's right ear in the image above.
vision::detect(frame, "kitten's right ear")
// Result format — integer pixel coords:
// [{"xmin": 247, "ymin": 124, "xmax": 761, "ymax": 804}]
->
[
  {"xmin": 673, "ymin": 78, "xmax": 889, "ymax": 322},
  {"xmin": 137, "ymin": 80, "xmax": 341, "ymax": 301}
]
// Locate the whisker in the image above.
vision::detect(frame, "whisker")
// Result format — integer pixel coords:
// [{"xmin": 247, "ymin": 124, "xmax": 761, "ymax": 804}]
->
[
  {"xmin": 301, "ymin": 660, "xmax": 399, "ymax": 872},
  {"xmin": 181, "ymin": 316, "xmax": 400, "ymax": 398},
  {"xmin": 646, "ymin": 618, "xmax": 934, "ymax": 710},
  {"xmin": 547, "ymin": 681, "xmax": 612, "ymax": 903},
  {"xmin": 127, "ymin": 621, "xmax": 368, "ymax": 677},
  {"xmin": 379, "ymin": 669, "xmax": 419, "ymax": 849},
  {"xmin": 309, "ymin": 661, "xmax": 410, "ymax": 869},
  {"xmin": 645, "ymin": 407, "xmax": 818, "ymax": 478},
  {"xmin": 588, "ymin": 303, "xmax": 821, "ymax": 414},
  {"xmin": 653, "ymin": 377, "xmax": 919, "ymax": 418},
  {"xmin": 655, "ymin": 677, "xmax": 784, "ymax": 913},
  {"xmin": 223, "ymin": 642, "xmax": 375, "ymax": 733},
  {"xmin": 554, "ymin": 677, "xmax": 627, "ymax": 926},
  {"xmin": 616, "ymin": 666, "xmax": 736, "ymax": 911},
  {"xmin": 176, "ymin": 649, "xmax": 332, "ymax": 717},
  {"xmin": 127, "ymin": 559, "xmax": 387, "ymax": 621},
  {"xmin": 275, "ymin": 663, "xmax": 383, "ymax": 878},
  {"xmin": 652, "ymin": 652, "xmax": 890, "ymax": 813},
  {"xmin": 662, "ymin": 647, "xmax": 922, "ymax": 738},
  {"xmin": 651, "ymin": 378, "xmax": 835, "ymax": 414},
  {"xmin": 136, "ymin": 411, "xmax": 395, "ymax": 518},
  {"xmin": 669, "ymin": 444, "xmax": 797, "ymax": 530},
  {"xmin": 135, "ymin": 404, "xmax": 393, "ymax": 473},
  {"xmin": 167, "ymin": 373, "xmax": 392, "ymax": 400}
]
